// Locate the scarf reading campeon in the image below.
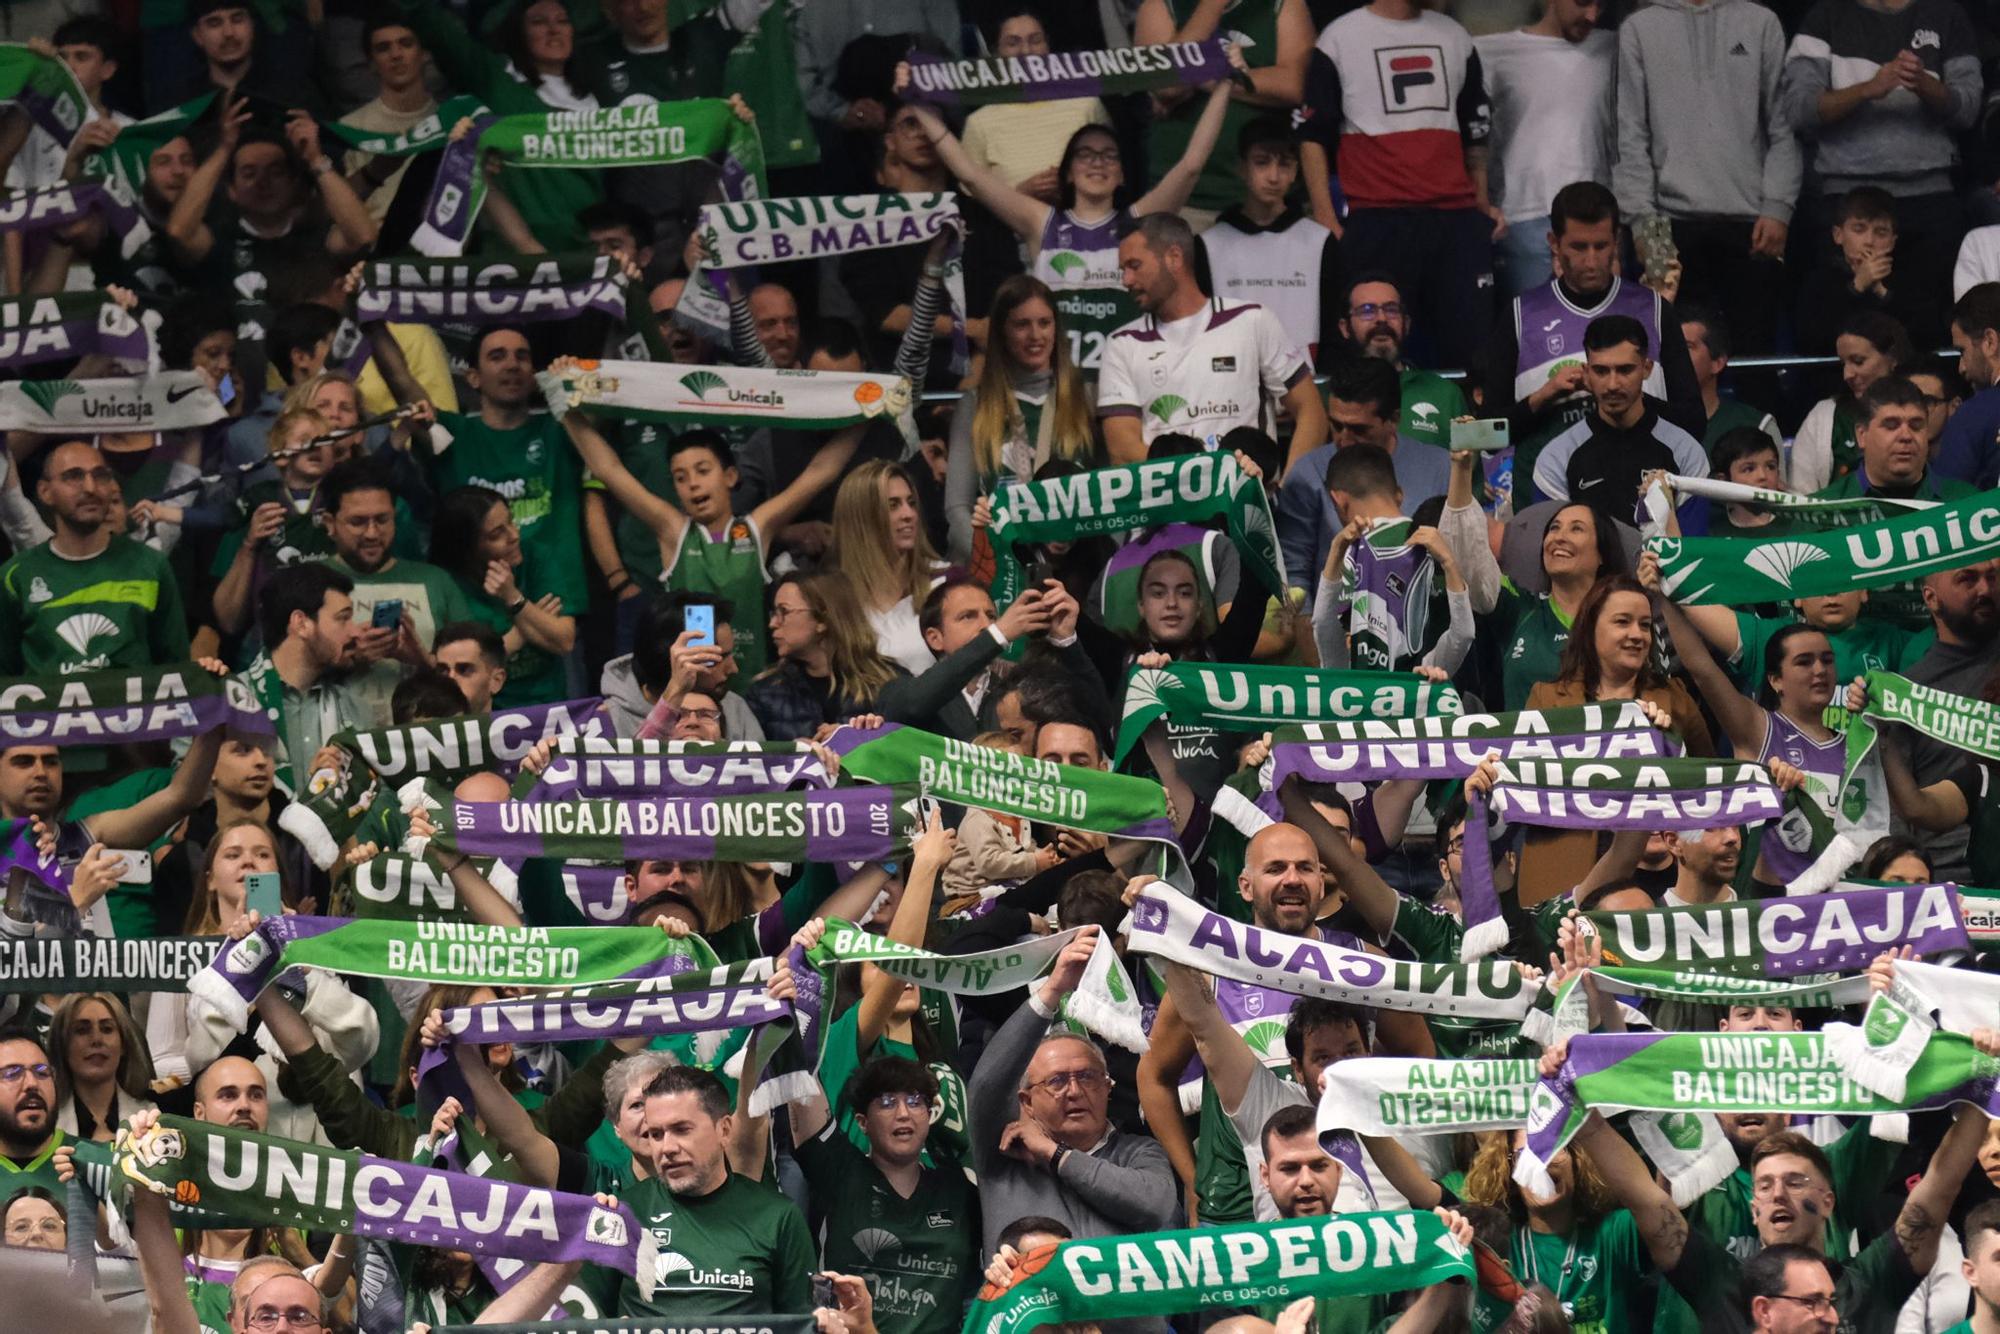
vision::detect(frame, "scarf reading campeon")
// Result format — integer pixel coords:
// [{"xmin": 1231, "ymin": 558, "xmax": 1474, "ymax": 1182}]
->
[
  {"xmin": 416, "ymin": 783, "xmax": 923, "ymax": 865},
  {"xmin": 0, "ymin": 291, "xmax": 151, "ymax": 370},
  {"xmin": 1460, "ymin": 757, "xmax": 1783, "ymax": 959},
  {"xmin": 187, "ymin": 916, "xmax": 716, "ymax": 1032},
  {"xmin": 109, "ymin": 1115, "xmax": 658, "ymax": 1293},
  {"xmin": 1517, "ymin": 1030, "xmax": 2000, "ymax": 1201},
  {"xmin": 1123, "ymin": 882, "xmax": 1542, "ymax": 1020},
  {"xmin": 0, "ymin": 372, "xmax": 225, "ymax": 433},
  {"xmin": 356, "ymin": 252, "xmax": 632, "ymax": 325},
  {"xmin": 417, "ymin": 98, "xmax": 765, "ymax": 255},
  {"xmin": 1647, "ymin": 487, "xmax": 2000, "ymax": 605},
  {"xmin": 0, "ymin": 662, "xmax": 272, "ymax": 746},
  {"xmin": 991, "ymin": 452, "xmax": 1286, "ymax": 613},
  {"xmin": 1116, "ymin": 662, "xmax": 1460, "ymax": 763},
  {"xmin": 538, "ymin": 359, "xmax": 915, "ymax": 443},
  {"xmin": 903, "ymin": 37, "xmax": 1237, "ymax": 106},
  {"xmin": 965, "ymin": 1212, "xmax": 1474, "ymax": 1334}
]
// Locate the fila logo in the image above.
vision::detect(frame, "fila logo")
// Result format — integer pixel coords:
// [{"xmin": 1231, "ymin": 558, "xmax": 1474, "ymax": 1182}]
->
[{"xmin": 1376, "ymin": 46, "xmax": 1449, "ymax": 112}]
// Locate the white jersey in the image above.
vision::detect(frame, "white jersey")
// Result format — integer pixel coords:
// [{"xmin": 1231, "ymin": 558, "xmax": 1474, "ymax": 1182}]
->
[
  {"xmin": 1199, "ymin": 211, "xmax": 1333, "ymax": 364},
  {"xmin": 1097, "ymin": 297, "xmax": 1308, "ymax": 448}
]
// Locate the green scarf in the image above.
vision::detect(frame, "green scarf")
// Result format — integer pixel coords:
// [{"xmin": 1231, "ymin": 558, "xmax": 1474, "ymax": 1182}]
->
[
  {"xmin": 1115, "ymin": 662, "xmax": 1461, "ymax": 762},
  {"xmin": 317, "ymin": 94, "xmax": 487, "ymax": 158},
  {"xmin": 1643, "ymin": 474, "xmax": 1936, "ymax": 530},
  {"xmin": 966, "ymin": 1212, "xmax": 1473, "ymax": 1334},
  {"xmin": 989, "ymin": 452, "xmax": 1286, "ymax": 610},
  {"xmin": 1647, "ymin": 487, "xmax": 2000, "ymax": 605},
  {"xmin": 416, "ymin": 98, "xmax": 765, "ymax": 256},
  {"xmin": 80, "ymin": 91, "xmax": 214, "ymax": 197},
  {"xmin": 0, "ymin": 44, "xmax": 90, "ymax": 148},
  {"xmin": 0, "ymin": 661, "xmax": 271, "ymax": 747},
  {"xmin": 342, "ymin": 852, "xmax": 521, "ymax": 923}
]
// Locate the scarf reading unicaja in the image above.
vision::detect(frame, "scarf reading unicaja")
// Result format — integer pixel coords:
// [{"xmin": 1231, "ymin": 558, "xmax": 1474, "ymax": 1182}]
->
[
  {"xmin": 518, "ymin": 736, "xmax": 833, "ymax": 800},
  {"xmin": 537, "ymin": 359, "xmax": 917, "ymax": 443},
  {"xmin": 964, "ymin": 1212, "xmax": 1474, "ymax": 1334},
  {"xmin": 356, "ymin": 251, "xmax": 631, "ymax": 325},
  {"xmin": 0, "ymin": 178, "xmax": 150, "ymax": 258},
  {"xmin": 1116, "ymin": 661, "xmax": 1460, "ymax": 763},
  {"xmin": 0, "ymin": 372, "xmax": 225, "ymax": 433},
  {"xmin": 1260, "ymin": 702, "xmax": 1676, "ymax": 790},
  {"xmin": 107, "ymin": 1115, "xmax": 658, "ymax": 1292},
  {"xmin": 1459, "ymin": 757, "xmax": 1784, "ymax": 960},
  {"xmin": 0, "ymin": 662, "xmax": 273, "ymax": 746}
]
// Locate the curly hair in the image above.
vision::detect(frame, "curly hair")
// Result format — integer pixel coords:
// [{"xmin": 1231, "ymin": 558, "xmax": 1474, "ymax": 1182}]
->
[{"xmin": 1459, "ymin": 1131, "xmax": 1617, "ymax": 1226}]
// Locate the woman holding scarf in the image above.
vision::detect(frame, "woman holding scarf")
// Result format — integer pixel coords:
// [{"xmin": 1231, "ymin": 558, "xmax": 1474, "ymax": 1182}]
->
[
  {"xmin": 943, "ymin": 274, "xmax": 1101, "ymax": 566},
  {"xmin": 891, "ymin": 51, "xmax": 1243, "ymax": 378},
  {"xmin": 1519, "ymin": 574, "xmax": 1712, "ymax": 900},
  {"xmin": 1647, "ymin": 550, "xmax": 1844, "ymax": 896}
]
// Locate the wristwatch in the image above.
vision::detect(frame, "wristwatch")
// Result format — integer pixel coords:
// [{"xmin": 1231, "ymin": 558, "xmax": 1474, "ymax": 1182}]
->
[
  {"xmin": 505, "ymin": 594, "xmax": 529, "ymax": 617},
  {"xmin": 310, "ymin": 155, "xmax": 335, "ymax": 177}
]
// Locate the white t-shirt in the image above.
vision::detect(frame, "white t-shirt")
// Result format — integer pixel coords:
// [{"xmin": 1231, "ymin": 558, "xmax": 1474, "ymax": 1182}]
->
[
  {"xmin": 1097, "ymin": 298, "xmax": 1308, "ymax": 448},
  {"xmin": 1474, "ymin": 28, "xmax": 1617, "ymax": 223}
]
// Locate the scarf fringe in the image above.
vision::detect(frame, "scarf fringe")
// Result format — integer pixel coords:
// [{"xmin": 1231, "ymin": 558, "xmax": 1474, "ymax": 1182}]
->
[
  {"xmin": 1459, "ymin": 912, "xmax": 1509, "ymax": 962},
  {"xmin": 1791, "ymin": 832, "xmax": 1865, "ymax": 897},
  {"xmin": 279, "ymin": 799, "xmax": 341, "ymax": 872},
  {"xmin": 1824, "ymin": 1020, "xmax": 1916, "ymax": 1100}
]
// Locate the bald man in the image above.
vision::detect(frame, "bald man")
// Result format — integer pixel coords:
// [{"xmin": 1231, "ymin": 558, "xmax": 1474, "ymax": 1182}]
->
[{"xmin": 193, "ymin": 1056, "xmax": 268, "ymax": 1132}]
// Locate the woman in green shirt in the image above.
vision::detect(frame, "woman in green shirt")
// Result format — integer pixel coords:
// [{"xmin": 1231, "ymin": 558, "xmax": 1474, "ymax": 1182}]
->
[{"xmin": 430, "ymin": 486, "xmax": 576, "ymax": 706}]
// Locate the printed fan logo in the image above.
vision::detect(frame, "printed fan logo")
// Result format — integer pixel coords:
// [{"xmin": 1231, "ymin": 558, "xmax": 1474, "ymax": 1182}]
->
[
  {"xmin": 1657, "ymin": 1112, "xmax": 1705, "ymax": 1151},
  {"xmin": 1863, "ymin": 997, "xmax": 1909, "ymax": 1047},
  {"xmin": 679, "ymin": 370, "xmax": 726, "ymax": 399},
  {"xmin": 1046, "ymin": 251, "xmax": 1088, "ymax": 278},
  {"xmin": 1146, "ymin": 394, "xmax": 1188, "ymax": 424},
  {"xmin": 55, "ymin": 613, "xmax": 119, "ymax": 656},
  {"xmin": 1744, "ymin": 541, "xmax": 1831, "ymax": 590},
  {"xmin": 21, "ymin": 380, "xmax": 82, "ymax": 417},
  {"xmin": 852, "ymin": 1227, "xmax": 903, "ymax": 1260},
  {"xmin": 587, "ymin": 1208, "xmax": 629, "ymax": 1247}
]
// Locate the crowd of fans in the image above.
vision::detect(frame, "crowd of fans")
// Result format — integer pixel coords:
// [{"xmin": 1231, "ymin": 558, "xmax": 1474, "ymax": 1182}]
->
[{"xmin": 6, "ymin": 0, "xmax": 2000, "ymax": 1332}]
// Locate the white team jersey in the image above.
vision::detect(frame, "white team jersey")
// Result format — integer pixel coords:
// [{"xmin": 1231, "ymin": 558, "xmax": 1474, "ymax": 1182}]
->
[{"xmin": 1097, "ymin": 298, "xmax": 1308, "ymax": 448}]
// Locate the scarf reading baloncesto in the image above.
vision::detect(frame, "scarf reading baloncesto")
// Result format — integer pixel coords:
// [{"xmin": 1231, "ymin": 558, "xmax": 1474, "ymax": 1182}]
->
[
  {"xmin": 537, "ymin": 359, "xmax": 916, "ymax": 443},
  {"xmin": 1115, "ymin": 662, "xmax": 1461, "ymax": 764},
  {"xmin": 965, "ymin": 1212, "xmax": 1474, "ymax": 1334},
  {"xmin": 1517, "ymin": 1030, "xmax": 2000, "ymax": 1202},
  {"xmin": 0, "ymin": 371, "xmax": 225, "ymax": 433},
  {"xmin": 991, "ymin": 452, "xmax": 1287, "ymax": 613},
  {"xmin": 904, "ymin": 38, "xmax": 1237, "ymax": 106},
  {"xmin": 106, "ymin": 1115, "xmax": 658, "ymax": 1293},
  {"xmin": 186, "ymin": 915, "xmax": 717, "ymax": 1032},
  {"xmin": 1123, "ymin": 882, "xmax": 1542, "ymax": 1020},
  {"xmin": 0, "ymin": 291, "xmax": 152, "ymax": 370},
  {"xmin": 1315, "ymin": 1056, "xmax": 1542, "ymax": 1149},
  {"xmin": 1647, "ymin": 487, "xmax": 2000, "ymax": 605},
  {"xmin": 0, "ymin": 662, "xmax": 272, "ymax": 745},
  {"xmin": 1459, "ymin": 758, "xmax": 1785, "ymax": 960},
  {"xmin": 417, "ymin": 97, "xmax": 766, "ymax": 255},
  {"xmin": 0, "ymin": 934, "xmax": 222, "ymax": 992}
]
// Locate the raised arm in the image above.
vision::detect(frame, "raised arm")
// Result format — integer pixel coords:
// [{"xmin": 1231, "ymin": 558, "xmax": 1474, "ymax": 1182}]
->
[
  {"xmin": 477, "ymin": 1260, "xmax": 584, "ymax": 1323},
  {"xmin": 1159, "ymin": 959, "xmax": 1264, "ymax": 1111},
  {"xmin": 749, "ymin": 425, "xmax": 863, "ymax": 539},
  {"xmin": 1567, "ymin": 1095, "xmax": 1686, "ymax": 1269},
  {"xmin": 1355, "ymin": 1133, "xmax": 1444, "ymax": 1210},
  {"xmin": 1639, "ymin": 551, "xmax": 1764, "ymax": 755},
  {"xmin": 165, "ymin": 96, "xmax": 250, "ymax": 263},
  {"xmin": 852, "ymin": 814, "xmax": 951, "ymax": 1050},
  {"xmin": 85, "ymin": 726, "xmax": 221, "ymax": 849},
  {"xmin": 554, "ymin": 399, "xmax": 689, "ymax": 548},
  {"xmin": 1897, "ymin": 1104, "xmax": 1988, "ymax": 1273},
  {"xmin": 1277, "ymin": 776, "xmax": 1398, "ymax": 940},
  {"xmin": 1131, "ymin": 76, "xmax": 1237, "ymax": 216},
  {"xmin": 900, "ymin": 97, "xmax": 1051, "ymax": 245}
]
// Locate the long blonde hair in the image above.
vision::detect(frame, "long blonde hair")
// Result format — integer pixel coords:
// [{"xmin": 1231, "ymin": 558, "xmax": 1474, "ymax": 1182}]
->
[
  {"xmin": 829, "ymin": 460, "xmax": 942, "ymax": 613},
  {"xmin": 763, "ymin": 571, "xmax": 901, "ymax": 705},
  {"xmin": 1460, "ymin": 1130, "xmax": 1617, "ymax": 1225},
  {"xmin": 971, "ymin": 276, "xmax": 1095, "ymax": 479},
  {"xmin": 48, "ymin": 992, "xmax": 154, "ymax": 1099}
]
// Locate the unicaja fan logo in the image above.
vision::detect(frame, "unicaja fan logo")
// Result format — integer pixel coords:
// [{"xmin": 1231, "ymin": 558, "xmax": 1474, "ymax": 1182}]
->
[
  {"xmin": 679, "ymin": 370, "xmax": 726, "ymax": 399},
  {"xmin": 21, "ymin": 379, "xmax": 81, "ymax": 417},
  {"xmin": 1147, "ymin": 394, "xmax": 1187, "ymax": 424}
]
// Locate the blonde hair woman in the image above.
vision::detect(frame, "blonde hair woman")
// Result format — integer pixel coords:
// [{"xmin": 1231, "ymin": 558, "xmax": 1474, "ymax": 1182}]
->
[
  {"xmin": 828, "ymin": 461, "xmax": 948, "ymax": 673},
  {"xmin": 944, "ymin": 274, "xmax": 1099, "ymax": 564}
]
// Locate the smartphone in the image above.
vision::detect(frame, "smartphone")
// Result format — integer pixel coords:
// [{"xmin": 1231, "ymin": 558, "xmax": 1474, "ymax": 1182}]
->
[
  {"xmin": 111, "ymin": 848, "xmax": 152, "ymax": 884},
  {"xmin": 811, "ymin": 1275, "xmax": 837, "ymax": 1310},
  {"xmin": 1449, "ymin": 417, "xmax": 1511, "ymax": 452},
  {"xmin": 685, "ymin": 603, "xmax": 715, "ymax": 648},
  {"xmin": 245, "ymin": 871, "xmax": 284, "ymax": 919},
  {"xmin": 371, "ymin": 598, "xmax": 404, "ymax": 630},
  {"xmin": 217, "ymin": 373, "xmax": 236, "ymax": 407}
]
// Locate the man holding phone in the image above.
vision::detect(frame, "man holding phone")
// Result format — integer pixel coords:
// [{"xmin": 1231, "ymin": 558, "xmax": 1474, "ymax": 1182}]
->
[{"xmin": 315, "ymin": 457, "xmax": 471, "ymax": 727}]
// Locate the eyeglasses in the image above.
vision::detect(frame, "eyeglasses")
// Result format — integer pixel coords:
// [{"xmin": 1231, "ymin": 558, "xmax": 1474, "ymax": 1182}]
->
[
  {"xmin": 1349, "ymin": 302, "xmax": 1404, "ymax": 321},
  {"xmin": 1768, "ymin": 1294, "xmax": 1837, "ymax": 1317},
  {"xmin": 0, "ymin": 1063, "xmax": 51, "ymax": 1084},
  {"xmin": 1445, "ymin": 836, "xmax": 1465, "ymax": 855},
  {"xmin": 769, "ymin": 605, "xmax": 813, "ymax": 623},
  {"xmin": 1071, "ymin": 147, "xmax": 1119, "ymax": 166},
  {"xmin": 1027, "ymin": 1069, "xmax": 1111, "ymax": 1096},
  {"xmin": 871, "ymin": 1092, "xmax": 931, "ymax": 1113},
  {"xmin": 245, "ymin": 1309, "xmax": 323, "ymax": 1331},
  {"xmin": 680, "ymin": 708, "xmax": 722, "ymax": 724},
  {"xmin": 1753, "ymin": 1172, "xmax": 1822, "ymax": 1196}
]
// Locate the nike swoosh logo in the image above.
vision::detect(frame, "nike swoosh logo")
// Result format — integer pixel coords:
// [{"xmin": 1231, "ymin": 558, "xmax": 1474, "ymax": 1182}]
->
[
  {"xmin": 1577, "ymin": 477, "xmax": 1603, "ymax": 490},
  {"xmin": 164, "ymin": 384, "xmax": 202, "ymax": 404}
]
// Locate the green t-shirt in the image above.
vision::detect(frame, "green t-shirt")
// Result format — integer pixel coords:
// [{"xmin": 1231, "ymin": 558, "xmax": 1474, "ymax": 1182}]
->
[
  {"xmin": 1666, "ymin": 1224, "xmax": 1917, "ymax": 1334},
  {"xmin": 1510, "ymin": 1210, "xmax": 1648, "ymax": 1334},
  {"xmin": 615, "ymin": 1172, "xmax": 815, "ymax": 1316},
  {"xmin": 1727, "ymin": 611, "xmax": 1921, "ymax": 695},
  {"xmin": 1703, "ymin": 398, "xmax": 1779, "ymax": 452},
  {"xmin": 1145, "ymin": 0, "xmax": 1279, "ymax": 211},
  {"xmin": 815, "ymin": 1003, "xmax": 970, "ymax": 1165},
  {"xmin": 210, "ymin": 481, "xmax": 333, "ymax": 580},
  {"xmin": 1486, "ymin": 584, "xmax": 1572, "ymax": 713},
  {"xmin": 0, "ymin": 534, "xmax": 189, "ymax": 673},
  {"xmin": 666, "ymin": 514, "xmax": 769, "ymax": 683},
  {"xmin": 453, "ymin": 566, "xmax": 570, "ymax": 707},
  {"xmin": 1399, "ymin": 371, "xmax": 1469, "ymax": 449},
  {"xmin": 0, "ymin": 1132, "xmax": 68, "ymax": 1200},
  {"xmin": 328, "ymin": 556, "xmax": 475, "ymax": 725},
  {"xmin": 791, "ymin": 1121, "xmax": 979, "ymax": 1334},
  {"xmin": 1390, "ymin": 897, "xmax": 1558, "ymax": 1058},
  {"xmin": 576, "ymin": 21, "xmax": 730, "ymax": 103},
  {"xmin": 427, "ymin": 413, "xmax": 588, "ymax": 612}
]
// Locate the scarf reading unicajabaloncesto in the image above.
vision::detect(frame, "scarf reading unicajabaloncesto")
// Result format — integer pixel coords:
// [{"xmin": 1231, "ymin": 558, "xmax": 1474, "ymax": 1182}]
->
[{"xmin": 902, "ymin": 37, "xmax": 1237, "ymax": 106}]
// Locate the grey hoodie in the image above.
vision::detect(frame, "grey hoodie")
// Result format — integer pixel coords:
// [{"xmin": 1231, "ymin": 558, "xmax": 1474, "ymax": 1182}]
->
[
  {"xmin": 1614, "ymin": 0, "xmax": 1803, "ymax": 222},
  {"xmin": 599, "ymin": 653, "xmax": 766, "ymax": 741}
]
